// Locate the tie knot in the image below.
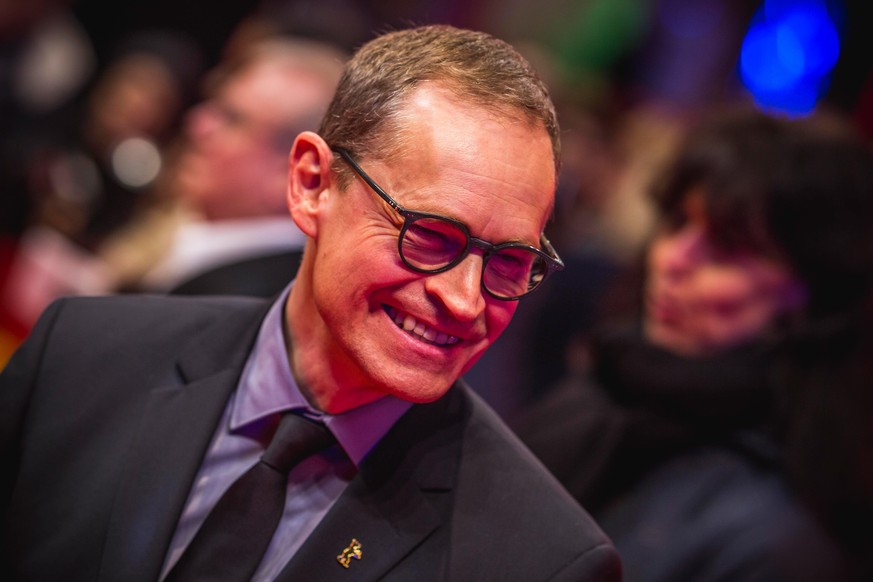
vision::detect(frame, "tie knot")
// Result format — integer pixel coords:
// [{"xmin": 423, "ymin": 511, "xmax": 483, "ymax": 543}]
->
[{"xmin": 261, "ymin": 413, "xmax": 336, "ymax": 474}]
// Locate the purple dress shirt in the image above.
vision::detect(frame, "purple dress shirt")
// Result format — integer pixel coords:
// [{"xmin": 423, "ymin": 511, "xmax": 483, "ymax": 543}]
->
[{"xmin": 159, "ymin": 285, "xmax": 411, "ymax": 581}]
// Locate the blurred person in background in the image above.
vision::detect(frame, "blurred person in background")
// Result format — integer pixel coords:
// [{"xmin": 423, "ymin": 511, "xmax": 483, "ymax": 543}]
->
[
  {"xmin": 99, "ymin": 35, "xmax": 347, "ymax": 297},
  {"xmin": 0, "ymin": 0, "xmax": 97, "ymax": 365},
  {"xmin": 0, "ymin": 28, "xmax": 203, "ymax": 353},
  {"xmin": 515, "ymin": 107, "xmax": 873, "ymax": 581},
  {"xmin": 0, "ymin": 0, "xmax": 96, "ymax": 237},
  {"xmin": 18, "ymin": 27, "xmax": 202, "ymax": 254}
]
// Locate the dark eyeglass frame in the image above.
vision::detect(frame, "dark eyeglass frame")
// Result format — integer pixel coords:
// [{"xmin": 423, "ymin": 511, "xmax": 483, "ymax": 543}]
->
[{"xmin": 331, "ymin": 147, "xmax": 564, "ymax": 300}]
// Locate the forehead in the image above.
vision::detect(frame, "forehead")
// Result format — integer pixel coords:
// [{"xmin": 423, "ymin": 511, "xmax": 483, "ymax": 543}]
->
[
  {"xmin": 220, "ymin": 59, "xmax": 330, "ymax": 125},
  {"xmin": 394, "ymin": 83, "xmax": 554, "ymax": 163},
  {"xmin": 371, "ymin": 84, "xmax": 556, "ymax": 233}
]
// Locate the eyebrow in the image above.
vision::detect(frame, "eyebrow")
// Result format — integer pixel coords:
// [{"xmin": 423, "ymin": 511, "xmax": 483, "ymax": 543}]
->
[{"xmin": 335, "ymin": 147, "xmax": 549, "ymax": 248}]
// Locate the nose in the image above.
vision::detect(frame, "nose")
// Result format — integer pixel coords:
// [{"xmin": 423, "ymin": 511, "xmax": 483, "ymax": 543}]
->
[
  {"xmin": 185, "ymin": 102, "xmax": 221, "ymax": 142},
  {"xmin": 423, "ymin": 252, "xmax": 487, "ymax": 322}
]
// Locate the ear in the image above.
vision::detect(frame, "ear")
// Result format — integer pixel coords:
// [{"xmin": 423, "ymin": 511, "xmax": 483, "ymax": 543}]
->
[{"xmin": 287, "ymin": 131, "xmax": 334, "ymax": 237}]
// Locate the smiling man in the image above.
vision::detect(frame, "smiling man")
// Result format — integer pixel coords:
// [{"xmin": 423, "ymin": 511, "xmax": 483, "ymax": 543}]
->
[
  {"xmin": 1, "ymin": 25, "xmax": 620, "ymax": 581},
  {"xmin": 286, "ymin": 82, "xmax": 559, "ymax": 411}
]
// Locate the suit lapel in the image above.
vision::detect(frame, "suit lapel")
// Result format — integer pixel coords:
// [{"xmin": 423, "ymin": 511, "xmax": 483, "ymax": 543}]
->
[
  {"xmin": 98, "ymin": 300, "xmax": 270, "ymax": 582},
  {"xmin": 277, "ymin": 473, "xmax": 442, "ymax": 581},
  {"xmin": 276, "ymin": 386, "xmax": 470, "ymax": 581},
  {"xmin": 95, "ymin": 296, "xmax": 471, "ymax": 581}
]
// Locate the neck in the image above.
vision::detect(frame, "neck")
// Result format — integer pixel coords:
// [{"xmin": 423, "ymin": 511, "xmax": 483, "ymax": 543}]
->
[{"xmin": 283, "ymin": 262, "xmax": 386, "ymax": 414}]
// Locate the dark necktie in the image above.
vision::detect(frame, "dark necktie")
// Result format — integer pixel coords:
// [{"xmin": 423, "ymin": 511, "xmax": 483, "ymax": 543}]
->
[{"xmin": 165, "ymin": 413, "xmax": 336, "ymax": 581}]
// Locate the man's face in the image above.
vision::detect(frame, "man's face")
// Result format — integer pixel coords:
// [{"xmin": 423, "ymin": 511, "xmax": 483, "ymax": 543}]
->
[
  {"xmin": 644, "ymin": 193, "xmax": 804, "ymax": 355},
  {"xmin": 175, "ymin": 60, "xmax": 329, "ymax": 219},
  {"xmin": 298, "ymin": 84, "xmax": 556, "ymax": 410}
]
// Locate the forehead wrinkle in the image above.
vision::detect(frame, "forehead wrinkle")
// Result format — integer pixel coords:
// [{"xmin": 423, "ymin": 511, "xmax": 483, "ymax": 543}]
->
[
  {"xmin": 457, "ymin": 163, "xmax": 554, "ymax": 238},
  {"xmin": 367, "ymin": 86, "xmax": 554, "ymax": 244},
  {"xmin": 386, "ymin": 168, "xmax": 550, "ymax": 246}
]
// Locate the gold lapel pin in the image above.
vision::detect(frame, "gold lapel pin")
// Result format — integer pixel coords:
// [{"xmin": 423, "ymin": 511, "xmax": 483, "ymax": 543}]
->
[{"xmin": 337, "ymin": 538, "xmax": 362, "ymax": 569}]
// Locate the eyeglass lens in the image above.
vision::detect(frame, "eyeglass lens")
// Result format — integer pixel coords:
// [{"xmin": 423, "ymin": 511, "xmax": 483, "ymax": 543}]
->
[
  {"xmin": 400, "ymin": 216, "xmax": 546, "ymax": 299},
  {"xmin": 331, "ymin": 146, "xmax": 559, "ymax": 300}
]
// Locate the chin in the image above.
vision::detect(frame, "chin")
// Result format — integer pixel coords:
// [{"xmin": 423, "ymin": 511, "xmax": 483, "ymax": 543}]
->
[
  {"xmin": 644, "ymin": 320, "xmax": 697, "ymax": 356},
  {"xmin": 388, "ymin": 376, "xmax": 457, "ymax": 404}
]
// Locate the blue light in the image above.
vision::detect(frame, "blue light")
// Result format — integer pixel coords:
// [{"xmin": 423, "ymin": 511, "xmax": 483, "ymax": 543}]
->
[
  {"xmin": 775, "ymin": 21, "xmax": 806, "ymax": 77},
  {"xmin": 739, "ymin": 0, "xmax": 843, "ymax": 115}
]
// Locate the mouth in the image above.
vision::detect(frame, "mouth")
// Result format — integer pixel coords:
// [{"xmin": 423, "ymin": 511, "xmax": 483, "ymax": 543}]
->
[
  {"xmin": 383, "ymin": 305, "xmax": 461, "ymax": 347},
  {"xmin": 647, "ymin": 290, "xmax": 692, "ymax": 331},
  {"xmin": 646, "ymin": 292, "xmax": 675, "ymax": 320}
]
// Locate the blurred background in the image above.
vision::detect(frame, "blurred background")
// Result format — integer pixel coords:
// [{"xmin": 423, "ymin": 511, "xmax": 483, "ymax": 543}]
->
[{"xmin": 1, "ymin": 0, "xmax": 871, "ymax": 411}]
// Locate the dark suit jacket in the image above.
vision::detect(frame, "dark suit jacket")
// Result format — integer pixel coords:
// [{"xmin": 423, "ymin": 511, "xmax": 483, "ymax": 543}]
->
[
  {"xmin": 168, "ymin": 250, "xmax": 304, "ymax": 298},
  {"xmin": 1, "ymin": 295, "xmax": 620, "ymax": 582}
]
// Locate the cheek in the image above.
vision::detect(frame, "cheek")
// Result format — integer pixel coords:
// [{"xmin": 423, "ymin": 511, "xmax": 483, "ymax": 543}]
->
[
  {"xmin": 459, "ymin": 301, "xmax": 516, "ymax": 375},
  {"xmin": 692, "ymin": 270, "xmax": 786, "ymax": 345},
  {"xmin": 197, "ymin": 130, "xmax": 246, "ymax": 161},
  {"xmin": 698, "ymin": 301, "xmax": 776, "ymax": 347},
  {"xmin": 314, "ymin": 226, "xmax": 404, "ymax": 301},
  {"xmin": 188, "ymin": 147, "xmax": 248, "ymax": 196},
  {"xmin": 694, "ymin": 269, "xmax": 759, "ymax": 306},
  {"xmin": 236, "ymin": 145, "xmax": 281, "ymax": 184},
  {"xmin": 485, "ymin": 301, "xmax": 517, "ymax": 341},
  {"xmin": 646, "ymin": 239, "xmax": 671, "ymax": 276}
]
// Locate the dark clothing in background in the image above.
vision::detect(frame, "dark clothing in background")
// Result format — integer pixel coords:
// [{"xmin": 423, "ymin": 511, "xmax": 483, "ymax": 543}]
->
[
  {"xmin": 516, "ymin": 323, "xmax": 852, "ymax": 581},
  {"xmin": 168, "ymin": 250, "xmax": 304, "ymax": 298}
]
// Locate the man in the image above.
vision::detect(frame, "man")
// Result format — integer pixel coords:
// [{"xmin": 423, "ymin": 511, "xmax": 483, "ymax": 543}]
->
[
  {"xmin": 100, "ymin": 36, "xmax": 347, "ymax": 297},
  {"xmin": 1, "ymin": 25, "xmax": 621, "ymax": 581}
]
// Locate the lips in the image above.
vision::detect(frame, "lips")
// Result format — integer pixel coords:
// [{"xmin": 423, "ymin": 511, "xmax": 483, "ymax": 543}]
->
[{"xmin": 383, "ymin": 305, "xmax": 460, "ymax": 347}]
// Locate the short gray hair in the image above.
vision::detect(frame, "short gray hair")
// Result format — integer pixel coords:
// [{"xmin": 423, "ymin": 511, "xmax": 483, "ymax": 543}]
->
[{"xmin": 319, "ymin": 25, "xmax": 560, "ymax": 186}]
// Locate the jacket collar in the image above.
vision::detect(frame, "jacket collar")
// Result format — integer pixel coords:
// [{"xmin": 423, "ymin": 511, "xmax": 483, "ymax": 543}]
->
[{"xmin": 98, "ymin": 298, "xmax": 271, "ymax": 582}]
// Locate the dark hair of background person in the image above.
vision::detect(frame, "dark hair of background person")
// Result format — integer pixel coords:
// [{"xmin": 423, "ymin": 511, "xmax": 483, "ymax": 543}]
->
[{"xmin": 650, "ymin": 107, "xmax": 873, "ymax": 322}]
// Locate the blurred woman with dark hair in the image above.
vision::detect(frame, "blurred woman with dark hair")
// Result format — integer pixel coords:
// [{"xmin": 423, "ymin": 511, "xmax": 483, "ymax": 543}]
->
[{"xmin": 516, "ymin": 108, "xmax": 873, "ymax": 581}]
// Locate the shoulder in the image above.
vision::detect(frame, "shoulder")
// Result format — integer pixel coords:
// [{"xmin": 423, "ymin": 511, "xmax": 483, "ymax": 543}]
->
[
  {"xmin": 602, "ymin": 447, "xmax": 792, "ymax": 532},
  {"xmin": 601, "ymin": 447, "xmax": 845, "ymax": 581},
  {"xmin": 6, "ymin": 294, "xmax": 271, "ymax": 384},
  {"xmin": 459, "ymin": 387, "xmax": 610, "ymax": 533},
  {"xmin": 453, "ymin": 387, "xmax": 622, "ymax": 581},
  {"xmin": 459, "ymin": 387, "xmax": 603, "ymax": 522},
  {"xmin": 43, "ymin": 293, "xmax": 269, "ymax": 323},
  {"xmin": 368, "ymin": 384, "xmax": 620, "ymax": 580},
  {"xmin": 29, "ymin": 293, "xmax": 269, "ymax": 343},
  {"xmin": 511, "ymin": 375, "xmax": 624, "ymax": 495}
]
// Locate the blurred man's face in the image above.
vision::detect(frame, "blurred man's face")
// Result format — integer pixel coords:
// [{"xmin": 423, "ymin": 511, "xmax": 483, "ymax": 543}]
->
[
  {"xmin": 644, "ymin": 193, "xmax": 805, "ymax": 356},
  {"xmin": 294, "ymin": 84, "xmax": 556, "ymax": 412},
  {"xmin": 176, "ymin": 60, "xmax": 329, "ymax": 220}
]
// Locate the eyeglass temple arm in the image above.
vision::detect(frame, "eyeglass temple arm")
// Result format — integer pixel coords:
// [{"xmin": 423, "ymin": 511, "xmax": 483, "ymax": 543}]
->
[{"xmin": 540, "ymin": 235, "xmax": 564, "ymax": 270}]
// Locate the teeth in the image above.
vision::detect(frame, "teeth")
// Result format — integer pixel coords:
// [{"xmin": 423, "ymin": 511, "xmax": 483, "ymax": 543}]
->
[
  {"xmin": 403, "ymin": 315, "xmax": 415, "ymax": 331},
  {"xmin": 384, "ymin": 306, "xmax": 460, "ymax": 347}
]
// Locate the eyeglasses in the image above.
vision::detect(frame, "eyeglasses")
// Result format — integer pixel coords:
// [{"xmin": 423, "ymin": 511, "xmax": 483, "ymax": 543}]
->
[{"xmin": 332, "ymin": 147, "xmax": 564, "ymax": 300}]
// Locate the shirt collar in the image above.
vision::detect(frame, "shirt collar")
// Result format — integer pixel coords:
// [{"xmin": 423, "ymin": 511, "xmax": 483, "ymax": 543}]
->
[{"xmin": 231, "ymin": 282, "xmax": 411, "ymax": 467}]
